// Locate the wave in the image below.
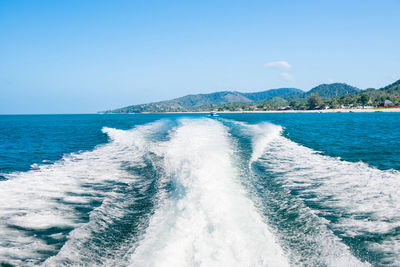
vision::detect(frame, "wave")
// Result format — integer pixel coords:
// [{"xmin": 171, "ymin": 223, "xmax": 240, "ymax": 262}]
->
[
  {"xmin": 0, "ymin": 121, "xmax": 166, "ymax": 266},
  {"xmin": 1, "ymin": 117, "xmax": 398, "ymax": 266},
  {"xmin": 242, "ymin": 121, "xmax": 399, "ymax": 266},
  {"xmin": 128, "ymin": 118, "xmax": 289, "ymax": 267}
]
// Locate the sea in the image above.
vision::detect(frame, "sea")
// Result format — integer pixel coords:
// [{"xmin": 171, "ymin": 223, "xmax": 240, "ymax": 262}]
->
[{"xmin": 0, "ymin": 113, "xmax": 399, "ymax": 266}]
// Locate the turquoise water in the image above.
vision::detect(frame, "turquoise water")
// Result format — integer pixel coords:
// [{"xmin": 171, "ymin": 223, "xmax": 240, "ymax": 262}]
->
[{"xmin": 0, "ymin": 113, "xmax": 399, "ymax": 266}]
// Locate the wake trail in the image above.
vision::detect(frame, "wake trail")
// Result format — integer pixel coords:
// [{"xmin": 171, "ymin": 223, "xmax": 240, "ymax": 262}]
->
[
  {"xmin": 0, "ymin": 121, "xmax": 167, "ymax": 266},
  {"xmin": 128, "ymin": 118, "xmax": 289, "ymax": 267},
  {"xmin": 3, "ymin": 117, "xmax": 394, "ymax": 266},
  {"xmin": 237, "ymin": 120, "xmax": 398, "ymax": 266}
]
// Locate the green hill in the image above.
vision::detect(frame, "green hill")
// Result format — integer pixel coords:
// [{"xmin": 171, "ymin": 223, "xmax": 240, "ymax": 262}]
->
[
  {"xmin": 380, "ymin": 79, "xmax": 400, "ymax": 94},
  {"xmin": 350, "ymin": 79, "xmax": 400, "ymax": 106},
  {"xmin": 243, "ymin": 88, "xmax": 304, "ymax": 101},
  {"xmin": 103, "ymin": 88, "xmax": 304, "ymax": 113},
  {"xmin": 102, "ymin": 80, "xmax": 400, "ymax": 113},
  {"xmin": 307, "ymin": 83, "xmax": 359, "ymax": 98}
]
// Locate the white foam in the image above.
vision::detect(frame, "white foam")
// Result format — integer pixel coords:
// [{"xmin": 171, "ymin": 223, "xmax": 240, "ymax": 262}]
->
[
  {"xmin": 245, "ymin": 122, "xmax": 283, "ymax": 163},
  {"xmin": 250, "ymin": 122, "xmax": 400, "ymax": 265},
  {"xmin": 0, "ymin": 121, "xmax": 165, "ymax": 266},
  {"xmin": 129, "ymin": 118, "xmax": 289, "ymax": 267},
  {"xmin": 219, "ymin": 119, "xmax": 282, "ymax": 162},
  {"xmin": 4, "ymin": 117, "xmax": 393, "ymax": 266}
]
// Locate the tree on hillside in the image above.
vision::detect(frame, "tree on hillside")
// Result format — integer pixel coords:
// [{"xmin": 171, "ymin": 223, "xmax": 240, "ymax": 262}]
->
[
  {"xmin": 360, "ymin": 94, "xmax": 370, "ymax": 106},
  {"xmin": 289, "ymin": 100, "xmax": 300, "ymax": 109},
  {"xmin": 329, "ymin": 98, "xmax": 339, "ymax": 109},
  {"xmin": 307, "ymin": 93, "xmax": 322, "ymax": 109}
]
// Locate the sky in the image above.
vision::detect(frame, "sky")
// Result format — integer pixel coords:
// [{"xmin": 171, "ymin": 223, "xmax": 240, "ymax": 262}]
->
[{"xmin": 0, "ymin": 0, "xmax": 399, "ymax": 114}]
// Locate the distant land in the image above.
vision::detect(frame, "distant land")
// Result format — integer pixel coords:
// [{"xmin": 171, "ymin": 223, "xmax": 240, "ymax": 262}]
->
[{"xmin": 101, "ymin": 80, "xmax": 400, "ymax": 113}]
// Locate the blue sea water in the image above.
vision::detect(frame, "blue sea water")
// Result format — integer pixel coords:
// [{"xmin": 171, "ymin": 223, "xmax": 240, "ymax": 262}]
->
[{"xmin": 0, "ymin": 113, "xmax": 399, "ymax": 266}]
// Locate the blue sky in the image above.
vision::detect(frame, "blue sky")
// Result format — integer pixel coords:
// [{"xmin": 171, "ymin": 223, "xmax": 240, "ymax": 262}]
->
[{"xmin": 1, "ymin": 0, "xmax": 399, "ymax": 113}]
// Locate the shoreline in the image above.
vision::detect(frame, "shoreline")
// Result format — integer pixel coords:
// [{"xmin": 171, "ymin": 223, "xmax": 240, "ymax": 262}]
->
[
  {"xmin": 104, "ymin": 108, "xmax": 400, "ymax": 114},
  {"xmin": 219, "ymin": 108, "xmax": 400, "ymax": 113}
]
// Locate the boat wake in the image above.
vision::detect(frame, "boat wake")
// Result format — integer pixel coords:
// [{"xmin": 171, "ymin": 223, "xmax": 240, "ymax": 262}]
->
[
  {"xmin": 232, "ymin": 120, "xmax": 400, "ymax": 266},
  {"xmin": 128, "ymin": 119, "xmax": 288, "ymax": 267},
  {"xmin": 0, "ymin": 118, "xmax": 398, "ymax": 266}
]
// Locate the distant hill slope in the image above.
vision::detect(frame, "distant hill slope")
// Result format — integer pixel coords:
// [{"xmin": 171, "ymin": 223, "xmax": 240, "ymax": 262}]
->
[
  {"xmin": 101, "ymin": 82, "xmax": 368, "ymax": 113},
  {"xmin": 357, "ymin": 79, "xmax": 400, "ymax": 102},
  {"xmin": 243, "ymin": 88, "xmax": 304, "ymax": 101},
  {"xmin": 307, "ymin": 83, "xmax": 359, "ymax": 98},
  {"xmin": 380, "ymin": 79, "xmax": 400, "ymax": 93},
  {"xmin": 104, "ymin": 88, "xmax": 303, "ymax": 113}
]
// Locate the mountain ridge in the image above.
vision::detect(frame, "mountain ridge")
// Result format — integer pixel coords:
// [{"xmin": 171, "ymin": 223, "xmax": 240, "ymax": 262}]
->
[
  {"xmin": 101, "ymin": 81, "xmax": 400, "ymax": 113},
  {"xmin": 306, "ymin": 83, "xmax": 360, "ymax": 98},
  {"xmin": 103, "ymin": 88, "xmax": 305, "ymax": 113}
]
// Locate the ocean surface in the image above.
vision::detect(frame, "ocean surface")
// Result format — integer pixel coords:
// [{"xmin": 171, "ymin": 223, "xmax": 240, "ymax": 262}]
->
[{"xmin": 0, "ymin": 113, "xmax": 399, "ymax": 266}]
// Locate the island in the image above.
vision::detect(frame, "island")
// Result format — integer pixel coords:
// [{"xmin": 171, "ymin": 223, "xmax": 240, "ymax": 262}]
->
[{"xmin": 101, "ymin": 80, "xmax": 400, "ymax": 113}]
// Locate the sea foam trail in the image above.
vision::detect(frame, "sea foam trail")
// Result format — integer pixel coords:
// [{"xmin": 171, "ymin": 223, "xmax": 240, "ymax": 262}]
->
[
  {"xmin": 246, "ymin": 122, "xmax": 400, "ymax": 266},
  {"xmin": 0, "ymin": 121, "xmax": 165, "ymax": 266},
  {"xmin": 129, "ymin": 118, "xmax": 289, "ymax": 267},
  {"xmin": 217, "ymin": 120, "xmax": 367, "ymax": 266}
]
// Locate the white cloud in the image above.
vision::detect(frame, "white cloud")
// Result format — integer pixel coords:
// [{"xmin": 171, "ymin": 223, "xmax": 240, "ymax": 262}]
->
[
  {"xmin": 264, "ymin": 61, "xmax": 292, "ymax": 70},
  {"xmin": 280, "ymin": 72, "xmax": 294, "ymax": 82}
]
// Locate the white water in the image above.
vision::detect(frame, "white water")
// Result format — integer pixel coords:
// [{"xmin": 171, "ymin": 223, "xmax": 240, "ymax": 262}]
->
[
  {"xmin": 129, "ymin": 119, "xmax": 289, "ymax": 267},
  {"xmin": 246, "ymin": 122, "xmax": 400, "ymax": 266},
  {"xmin": 0, "ymin": 122, "xmax": 164, "ymax": 266},
  {"xmin": 2, "ymin": 118, "xmax": 398, "ymax": 266}
]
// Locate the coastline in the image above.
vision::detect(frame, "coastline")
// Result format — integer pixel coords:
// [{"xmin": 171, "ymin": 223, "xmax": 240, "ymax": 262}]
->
[
  {"xmin": 106, "ymin": 108, "xmax": 400, "ymax": 114},
  {"xmin": 219, "ymin": 108, "xmax": 400, "ymax": 113}
]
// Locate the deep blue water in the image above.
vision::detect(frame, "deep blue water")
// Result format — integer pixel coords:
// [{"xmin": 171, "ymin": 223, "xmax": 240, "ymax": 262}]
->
[
  {"xmin": 0, "ymin": 113, "xmax": 399, "ymax": 266},
  {"xmin": 224, "ymin": 112, "xmax": 400, "ymax": 170},
  {"xmin": 2, "ymin": 113, "xmax": 399, "ymax": 175}
]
